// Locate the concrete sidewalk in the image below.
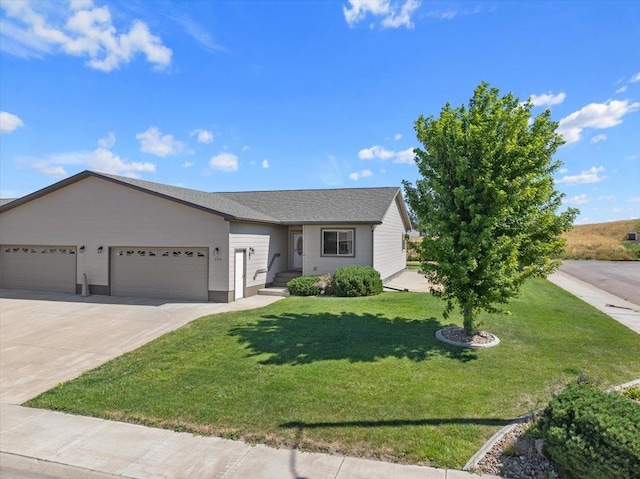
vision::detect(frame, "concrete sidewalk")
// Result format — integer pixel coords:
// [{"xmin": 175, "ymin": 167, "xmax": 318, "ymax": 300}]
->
[
  {"xmin": 0, "ymin": 404, "xmax": 495, "ymax": 479},
  {"xmin": 548, "ymin": 270, "xmax": 640, "ymax": 334}
]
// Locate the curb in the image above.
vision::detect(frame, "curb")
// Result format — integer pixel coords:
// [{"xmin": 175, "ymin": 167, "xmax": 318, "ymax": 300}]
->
[
  {"xmin": 462, "ymin": 377, "xmax": 640, "ymax": 472},
  {"xmin": 462, "ymin": 415, "xmax": 529, "ymax": 472},
  {"xmin": 435, "ymin": 327, "xmax": 500, "ymax": 348}
]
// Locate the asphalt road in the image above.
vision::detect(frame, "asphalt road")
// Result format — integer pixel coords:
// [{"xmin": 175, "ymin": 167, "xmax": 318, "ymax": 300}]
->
[{"xmin": 559, "ymin": 260, "xmax": 640, "ymax": 306}]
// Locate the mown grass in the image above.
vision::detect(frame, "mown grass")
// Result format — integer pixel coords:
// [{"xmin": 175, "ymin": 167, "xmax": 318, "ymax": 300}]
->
[
  {"xmin": 26, "ymin": 280, "xmax": 640, "ymax": 468},
  {"xmin": 562, "ymin": 219, "xmax": 640, "ymax": 260}
]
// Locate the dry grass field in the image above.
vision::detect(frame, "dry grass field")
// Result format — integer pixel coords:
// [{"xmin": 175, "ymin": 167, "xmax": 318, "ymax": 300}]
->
[
  {"xmin": 407, "ymin": 219, "xmax": 640, "ymax": 262},
  {"xmin": 562, "ymin": 219, "xmax": 640, "ymax": 260}
]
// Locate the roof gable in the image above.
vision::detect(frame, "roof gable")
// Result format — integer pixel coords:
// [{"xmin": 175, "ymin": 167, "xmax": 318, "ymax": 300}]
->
[{"xmin": 0, "ymin": 170, "xmax": 410, "ymax": 228}]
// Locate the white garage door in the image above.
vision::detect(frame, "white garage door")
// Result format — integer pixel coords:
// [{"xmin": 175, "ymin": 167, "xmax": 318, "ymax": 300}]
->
[
  {"xmin": 0, "ymin": 245, "xmax": 77, "ymax": 293},
  {"xmin": 111, "ymin": 247, "xmax": 208, "ymax": 301}
]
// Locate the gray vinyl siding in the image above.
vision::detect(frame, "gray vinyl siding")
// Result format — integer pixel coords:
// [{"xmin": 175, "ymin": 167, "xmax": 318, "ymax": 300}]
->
[
  {"xmin": 0, "ymin": 177, "xmax": 230, "ymax": 293},
  {"xmin": 373, "ymin": 196, "xmax": 407, "ymax": 280},
  {"xmin": 229, "ymin": 222, "xmax": 288, "ymax": 290},
  {"xmin": 303, "ymin": 224, "xmax": 373, "ymax": 276}
]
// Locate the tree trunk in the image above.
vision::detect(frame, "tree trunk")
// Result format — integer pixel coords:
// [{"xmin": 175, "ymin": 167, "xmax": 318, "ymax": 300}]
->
[{"xmin": 463, "ymin": 307, "xmax": 474, "ymax": 336}]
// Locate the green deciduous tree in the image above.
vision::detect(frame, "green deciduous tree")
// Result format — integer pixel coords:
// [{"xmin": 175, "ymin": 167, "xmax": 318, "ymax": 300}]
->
[{"xmin": 403, "ymin": 82, "xmax": 578, "ymax": 335}]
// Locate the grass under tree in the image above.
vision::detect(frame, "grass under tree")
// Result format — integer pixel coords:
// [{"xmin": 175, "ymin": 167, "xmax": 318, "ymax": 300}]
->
[{"xmin": 26, "ymin": 279, "xmax": 640, "ymax": 469}]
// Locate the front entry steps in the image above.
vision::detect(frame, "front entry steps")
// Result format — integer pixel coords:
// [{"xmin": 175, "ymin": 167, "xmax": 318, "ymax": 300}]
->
[
  {"xmin": 257, "ymin": 270, "xmax": 301, "ymax": 297},
  {"xmin": 271, "ymin": 270, "xmax": 302, "ymax": 287},
  {"xmin": 258, "ymin": 287, "xmax": 290, "ymax": 297}
]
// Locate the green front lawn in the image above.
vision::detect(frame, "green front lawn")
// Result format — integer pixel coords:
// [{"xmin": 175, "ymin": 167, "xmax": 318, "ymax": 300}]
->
[{"xmin": 26, "ymin": 279, "xmax": 640, "ymax": 468}]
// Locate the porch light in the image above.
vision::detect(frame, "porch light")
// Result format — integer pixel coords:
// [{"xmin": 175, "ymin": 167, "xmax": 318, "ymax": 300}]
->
[
  {"xmin": 79, "ymin": 246, "xmax": 85, "ymax": 253},
  {"xmin": 97, "ymin": 246, "xmax": 103, "ymax": 254}
]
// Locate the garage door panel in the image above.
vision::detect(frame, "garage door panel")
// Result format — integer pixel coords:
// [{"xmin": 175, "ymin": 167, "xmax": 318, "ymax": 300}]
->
[
  {"xmin": 111, "ymin": 247, "xmax": 208, "ymax": 301},
  {"xmin": 0, "ymin": 245, "xmax": 77, "ymax": 293}
]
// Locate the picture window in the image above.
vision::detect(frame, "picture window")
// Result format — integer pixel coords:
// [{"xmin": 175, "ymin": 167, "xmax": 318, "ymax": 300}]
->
[{"xmin": 322, "ymin": 229, "xmax": 354, "ymax": 256}]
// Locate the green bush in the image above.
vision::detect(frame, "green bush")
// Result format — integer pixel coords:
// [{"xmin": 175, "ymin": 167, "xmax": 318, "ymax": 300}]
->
[
  {"xmin": 538, "ymin": 379, "xmax": 640, "ymax": 479},
  {"xmin": 333, "ymin": 265, "xmax": 383, "ymax": 297},
  {"xmin": 287, "ymin": 276, "xmax": 321, "ymax": 296}
]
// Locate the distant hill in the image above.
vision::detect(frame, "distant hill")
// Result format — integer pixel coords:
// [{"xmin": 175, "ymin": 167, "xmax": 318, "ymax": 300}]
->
[{"xmin": 562, "ymin": 219, "xmax": 640, "ymax": 260}]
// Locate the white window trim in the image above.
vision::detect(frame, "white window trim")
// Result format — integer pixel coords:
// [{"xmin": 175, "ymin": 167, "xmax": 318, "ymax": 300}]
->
[{"xmin": 321, "ymin": 228, "xmax": 355, "ymax": 257}]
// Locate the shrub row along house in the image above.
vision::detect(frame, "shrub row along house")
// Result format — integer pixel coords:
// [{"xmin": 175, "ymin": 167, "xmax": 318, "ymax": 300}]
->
[{"xmin": 0, "ymin": 171, "xmax": 411, "ymax": 302}]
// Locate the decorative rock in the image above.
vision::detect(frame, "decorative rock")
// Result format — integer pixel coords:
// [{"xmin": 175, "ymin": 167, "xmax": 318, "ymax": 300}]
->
[
  {"xmin": 435, "ymin": 326, "xmax": 500, "ymax": 348},
  {"xmin": 535, "ymin": 438, "xmax": 545, "ymax": 457}
]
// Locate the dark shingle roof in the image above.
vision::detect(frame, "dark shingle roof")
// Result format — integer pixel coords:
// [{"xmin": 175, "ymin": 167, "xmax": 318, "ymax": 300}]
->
[
  {"xmin": 219, "ymin": 188, "xmax": 401, "ymax": 224},
  {"xmin": 0, "ymin": 171, "xmax": 410, "ymax": 228}
]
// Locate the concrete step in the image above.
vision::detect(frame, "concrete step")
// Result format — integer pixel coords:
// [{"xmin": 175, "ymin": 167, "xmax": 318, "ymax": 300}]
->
[
  {"xmin": 272, "ymin": 280, "xmax": 291, "ymax": 287},
  {"xmin": 273, "ymin": 271, "xmax": 302, "ymax": 280},
  {"xmin": 258, "ymin": 287, "xmax": 290, "ymax": 297}
]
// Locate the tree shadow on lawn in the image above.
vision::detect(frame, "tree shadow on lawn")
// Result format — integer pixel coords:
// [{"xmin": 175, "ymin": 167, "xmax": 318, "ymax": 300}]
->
[{"xmin": 229, "ymin": 311, "xmax": 477, "ymax": 365}]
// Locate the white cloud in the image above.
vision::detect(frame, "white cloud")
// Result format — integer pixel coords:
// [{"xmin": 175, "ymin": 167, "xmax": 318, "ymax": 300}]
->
[
  {"xmin": 358, "ymin": 145, "xmax": 414, "ymax": 163},
  {"xmin": 556, "ymin": 166, "xmax": 606, "ymax": 185},
  {"xmin": 87, "ymin": 148, "xmax": 155, "ymax": 177},
  {"xmin": 630, "ymin": 72, "xmax": 640, "ymax": 83},
  {"xmin": 629, "ymin": 196, "xmax": 640, "ymax": 203},
  {"xmin": 529, "ymin": 91, "xmax": 566, "ymax": 107},
  {"xmin": 616, "ymin": 85, "xmax": 627, "ymax": 93},
  {"xmin": 0, "ymin": 111, "xmax": 24, "ymax": 133},
  {"xmin": 381, "ymin": 0, "xmax": 421, "ymax": 28},
  {"xmin": 563, "ymin": 194, "xmax": 589, "ymax": 206},
  {"xmin": 242, "ymin": 145, "xmax": 250, "ymax": 152},
  {"xmin": 359, "ymin": 145, "xmax": 395, "ymax": 160},
  {"xmin": 29, "ymin": 161, "xmax": 68, "ymax": 178},
  {"xmin": 261, "ymin": 159, "xmax": 269, "ymax": 169},
  {"xmin": 210, "ymin": 152, "xmax": 238, "ymax": 172},
  {"xmin": 343, "ymin": 0, "xmax": 420, "ymax": 29},
  {"xmin": 97, "ymin": 131, "xmax": 115, "ymax": 148},
  {"xmin": 558, "ymin": 167, "xmax": 568, "ymax": 174},
  {"xmin": 394, "ymin": 133, "xmax": 402, "ymax": 141},
  {"xmin": 393, "ymin": 147, "xmax": 415, "ymax": 164},
  {"xmin": 23, "ymin": 137, "xmax": 155, "ymax": 179},
  {"xmin": 0, "ymin": 1, "xmax": 172, "ymax": 72},
  {"xmin": 590, "ymin": 134, "xmax": 607, "ymax": 143},
  {"xmin": 597, "ymin": 195, "xmax": 614, "ymax": 201},
  {"xmin": 349, "ymin": 169, "xmax": 373, "ymax": 181},
  {"xmin": 182, "ymin": 160, "xmax": 194, "ymax": 168},
  {"xmin": 163, "ymin": 13, "xmax": 226, "ymax": 53},
  {"xmin": 137, "ymin": 126, "xmax": 188, "ymax": 157},
  {"xmin": 557, "ymin": 99, "xmax": 640, "ymax": 144},
  {"xmin": 190, "ymin": 128, "xmax": 213, "ymax": 144}
]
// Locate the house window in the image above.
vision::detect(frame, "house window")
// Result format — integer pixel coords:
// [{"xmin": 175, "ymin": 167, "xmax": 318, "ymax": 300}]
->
[
  {"xmin": 402, "ymin": 235, "xmax": 407, "ymax": 252},
  {"xmin": 322, "ymin": 229, "xmax": 354, "ymax": 256}
]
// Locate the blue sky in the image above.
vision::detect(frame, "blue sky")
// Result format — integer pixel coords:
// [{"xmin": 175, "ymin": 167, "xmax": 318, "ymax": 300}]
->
[{"xmin": 1, "ymin": 0, "xmax": 639, "ymax": 225}]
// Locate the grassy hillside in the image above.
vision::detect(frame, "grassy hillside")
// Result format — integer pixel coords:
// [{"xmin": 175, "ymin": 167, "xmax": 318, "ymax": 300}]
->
[
  {"xmin": 562, "ymin": 219, "xmax": 640, "ymax": 260},
  {"xmin": 407, "ymin": 219, "xmax": 640, "ymax": 261}
]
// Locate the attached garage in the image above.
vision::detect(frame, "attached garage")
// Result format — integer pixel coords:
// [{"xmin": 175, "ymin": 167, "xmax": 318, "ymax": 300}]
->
[
  {"xmin": 110, "ymin": 247, "xmax": 208, "ymax": 301},
  {"xmin": 0, "ymin": 245, "xmax": 77, "ymax": 293}
]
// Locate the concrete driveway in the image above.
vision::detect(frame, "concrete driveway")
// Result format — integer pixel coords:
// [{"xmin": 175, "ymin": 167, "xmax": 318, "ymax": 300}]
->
[{"xmin": 0, "ymin": 289, "xmax": 283, "ymax": 405}]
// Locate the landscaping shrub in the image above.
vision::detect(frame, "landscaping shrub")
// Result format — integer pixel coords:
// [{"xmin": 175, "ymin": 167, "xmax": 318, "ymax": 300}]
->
[
  {"xmin": 537, "ymin": 379, "xmax": 640, "ymax": 479},
  {"xmin": 333, "ymin": 265, "xmax": 382, "ymax": 297},
  {"xmin": 287, "ymin": 275, "xmax": 321, "ymax": 296}
]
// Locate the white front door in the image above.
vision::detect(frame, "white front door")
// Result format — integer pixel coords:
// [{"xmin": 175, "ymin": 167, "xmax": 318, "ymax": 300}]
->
[
  {"xmin": 292, "ymin": 233, "xmax": 303, "ymax": 270},
  {"xmin": 235, "ymin": 250, "xmax": 245, "ymax": 300}
]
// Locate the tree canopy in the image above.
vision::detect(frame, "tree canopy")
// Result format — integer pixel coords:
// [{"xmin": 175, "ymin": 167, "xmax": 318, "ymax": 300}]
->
[{"xmin": 403, "ymin": 82, "xmax": 578, "ymax": 335}]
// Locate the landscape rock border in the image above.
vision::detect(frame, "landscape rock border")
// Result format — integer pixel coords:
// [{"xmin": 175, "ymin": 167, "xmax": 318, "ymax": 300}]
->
[
  {"xmin": 435, "ymin": 326, "xmax": 501, "ymax": 348},
  {"xmin": 463, "ymin": 377, "xmax": 640, "ymax": 474}
]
